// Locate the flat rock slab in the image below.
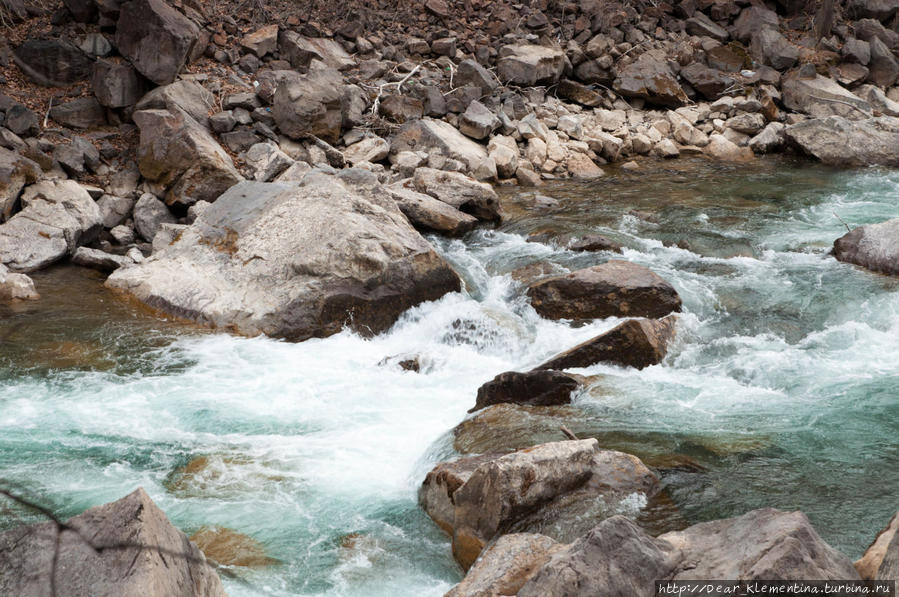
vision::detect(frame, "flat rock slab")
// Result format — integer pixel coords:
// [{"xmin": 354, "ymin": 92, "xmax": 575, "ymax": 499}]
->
[
  {"xmin": 0, "ymin": 488, "xmax": 228, "ymax": 597},
  {"xmin": 833, "ymin": 217, "xmax": 899, "ymax": 275},
  {"xmin": 106, "ymin": 172, "xmax": 461, "ymax": 341},
  {"xmin": 527, "ymin": 260, "xmax": 682, "ymax": 320}
]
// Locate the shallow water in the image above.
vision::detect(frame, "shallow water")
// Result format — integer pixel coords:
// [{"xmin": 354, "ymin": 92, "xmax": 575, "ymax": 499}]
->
[{"xmin": 1, "ymin": 157, "xmax": 897, "ymax": 595}]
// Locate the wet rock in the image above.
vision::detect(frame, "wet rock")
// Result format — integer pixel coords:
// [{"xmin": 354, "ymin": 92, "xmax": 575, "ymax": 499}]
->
[
  {"xmin": 189, "ymin": 526, "xmax": 279, "ymax": 567},
  {"xmin": 387, "ymin": 183, "xmax": 477, "ymax": 237},
  {"xmin": 856, "ymin": 510, "xmax": 899, "ymax": 580},
  {"xmin": 614, "ymin": 55, "xmax": 687, "ymax": 108},
  {"xmin": 459, "ymin": 101, "xmax": 500, "ymax": 140},
  {"xmin": 92, "ymin": 60, "xmax": 147, "ymax": 108},
  {"xmin": 471, "ymin": 370, "xmax": 584, "ymax": 412},
  {"xmin": 134, "ymin": 79, "xmax": 215, "ymax": 127},
  {"xmin": 526, "ymin": 260, "xmax": 682, "ymax": 321},
  {"xmin": 451, "ymin": 439, "xmax": 657, "ymax": 569},
  {"xmin": 0, "ymin": 263, "xmax": 39, "ymax": 300},
  {"xmin": 782, "ymin": 74, "xmax": 872, "ymax": 119},
  {"xmin": 445, "ymin": 533, "xmax": 564, "ymax": 597},
  {"xmin": 785, "ymin": 116, "xmax": 899, "ymax": 166},
  {"xmin": 0, "ymin": 180, "xmax": 102, "ymax": 272},
  {"xmin": 570, "ymin": 235, "xmax": 622, "ymax": 253},
  {"xmin": 133, "ymin": 192, "xmax": 176, "ymax": 242},
  {"xmin": 412, "ymin": 167, "xmax": 501, "ymax": 222},
  {"xmin": 49, "ymin": 97, "xmax": 106, "ymax": 129},
  {"xmin": 750, "ymin": 28, "xmax": 799, "ymax": 71},
  {"xmin": 13, "ymin": 39, "xmax": 94, "ymax": 86},
  {"xmin": 241, "ymin": 24, "xmax": 278, "ymax": 58},
  {"xmin": 133, "ymin": 108, "xmax": 242, "ymax": 207},
  {"xmin": 497, "ymin": 44, "xmax": 567, "ymax": 86},
  {"xmin": 106, "ymin": 174, "xmax": 462, "ymax": 340},
  {"xmin": 535, "ymin": 316, "xmax": 677, "ymax": 370},
  {"xmin": 72, "ymin": 246, "xmax": 134, "ymax": 271},
  {"xmin": 833, "ymin": 217, "xmax": 899, "ymax": 275},
  {"xmin": 419, "ymin": 453, "xmax": 502, "ymax": 535},
  {"xmin": 0, "ymin": 487, "xmax": 228, "ymax": 597},
  {"xmin": 273, "ymin": 69, "xmax": 344, "ymax": 143},
  {"xmin": 0, "ymin": 147, "xmax": 41, "ymax": 220},
  {"xmin": 115, "ymin": 0, "xmax": 200, "ymax": 85}
]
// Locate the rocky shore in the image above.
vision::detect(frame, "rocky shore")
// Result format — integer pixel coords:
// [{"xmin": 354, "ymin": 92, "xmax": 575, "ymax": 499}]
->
[{"xmin": 2, "ymin": 0, "xmax": 899, "ymax": 593}]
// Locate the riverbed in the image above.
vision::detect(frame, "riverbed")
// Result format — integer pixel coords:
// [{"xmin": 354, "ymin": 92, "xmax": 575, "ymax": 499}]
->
[{"xmin": 1, "ymin": 157, "xmax": 897, "ymax": 596}]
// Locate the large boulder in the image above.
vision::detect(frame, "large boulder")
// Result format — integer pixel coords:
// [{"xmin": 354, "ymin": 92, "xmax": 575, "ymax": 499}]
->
[
  {"xmin": 386, "ymin": 183, "xmax": 478, "ymax": 237},
  {"xmin": 115, "ymin": 0, "xmax": 201, "ymax": 85},
  {"xmin": 0, "ymin": 180, "xmax": 102, "ymax": 272},
  {"xmin": 389, "ymin": 118, "xmax": 489, "ymax": 172},
  {"xmin": 411, "ymin": 168, "xmax": 502, "ymax": 222},
  {"xmin": 526, "ymin": 260, "xmax": 682, "ymax": 321},
  {"xmin": 750, "ymin": 28, "xmax": 799, "ymax": 71},
  {"xmin": 92, "ymin": 60, "xmax": 147, "ymax": 108},
  {"xmin": 445, "ymin": 533, "xmax": 564, "ymax": 597},
  {"xmin": 833, "ymin": 218, "xmax": 899, "ymax": 275},
  {"xmin": 0, "ymin": 262, "xmax": 39, "ymax": 300},
  {"xmin": 450, "ymin": 440, "xmax": 657, "ymax": 569},
  {"xmin": 786, "ymin": 116, "xmax": 899, "ymax": 166},
  {"xmin": 848, "ymin": 0, "xmax": 899, "ymax": 20},
  {"xmin": 535, "ymin": 317, "xmax": 677, "ymax": 370},
  {"xmin": 782, "ymin": 74, "xmax": 873, "ymax": 119},
  {"xmin": 48, "ymin": 97, "xmax": 106, "ymax": 129},
  {"xmin": 134, "ymin": 79, "xmax": 214, "ymax": 126},
  {"xmin": 106, "ymin": 173, "xmax": 462, "ymax": 340},
  {"xmin": 272, "ymin": 68, "xmax": 344, "ymax": 144},
  {"xmin": 13, "ymin": 39, "xmax": 94, "ymax": 86},
  {"xmin": 0, "ymin": 147, "xmax": 41, "ymax": 220},
  {"xmin": 856, "ymin": 510, "xmax": 899, "ymax": 580},
  {"xmin": 867, "ymin": 36, "xmax": 899, "ymax": 88},
  {"xmin": 496, "ymin": 44, "xmax": 567, "ymax": 86},
  {"xmin": 733, "ymin": 6, "xmax": 780, "ymax": 44},
  {"xmin": 133, "ymin": 109, "xmax": 242, "ymax": 207},
  {"xmin": 614, "ymin": 55, "xmax": 687, "ymax": 108},
  {"xmin": 419, "ymin": 453, "xmax": 501, "ymax": 536},
  {"xmin": 471, "ymin": 370, "xmax": 583, "ymax": 412},
  {"xmin": 278, "ymin": 32, "xmax": 354, "ymax": 71},
  {"xmin": 517, "ymin": 509, "xmax": 860, "ymax": 597},
  {"xmin": 0, "ymin": 488, "xmax": 228, "ymax": 597},
  {"xmin": 679, "ymin": 63, "xmax": 735, "ymax": 100}
]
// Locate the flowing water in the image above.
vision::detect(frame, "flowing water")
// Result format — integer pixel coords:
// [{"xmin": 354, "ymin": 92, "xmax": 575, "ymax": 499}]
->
[{"xmin": 1, "ymin": 157, "xmax": 897, "ymax": 595}]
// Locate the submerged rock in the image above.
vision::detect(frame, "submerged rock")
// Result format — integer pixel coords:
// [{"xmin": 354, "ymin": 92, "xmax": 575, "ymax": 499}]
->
[
  {"xmin": 535, "ymin": 316, "xmax": 677, "ymax": 370},
  {"xmin": 106, "ymin": 173, "xmax": 461, "ymax": 341},
  {"xmin": 0, "ymin": 488, "xmax": 228, "ymax": 597},
  {"xmin": 189, "ymin": 526, "xmax": 280, "ymax": 567},
  {"xmin": 833, "ymin": 218, "xmax": 899, "ymax": 275},
  {"xmin": 470, "ymin": 370, "xmax": 583, "ymax": 412},
  {"xmin": 856, "ymin": 510, "xmax": 899, "ymax": 580},
  {"xmin": 526, "ymin": 260, "xmax": 682, "ymax": 321},
  {"xmin": 0, "ymin": 263, "xmax": 39, "ymax": 300}
]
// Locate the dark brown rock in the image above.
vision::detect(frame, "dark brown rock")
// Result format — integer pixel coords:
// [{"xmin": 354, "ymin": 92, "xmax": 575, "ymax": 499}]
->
[
  {"xmin": 557, "ymin": 79, "xmax": 604, "ymax": 107},
  {"xmin": 679, "ymin": 63, "xmax": 734, "ymax": 100},
  {"xmin": 614, "ymin": 55, "xmax": 688, "ymax": 108},
  {"xmin": 49, "ymin": 97, "xmax": 106, "ymax": 129},
  {"xmin": 535, "ymin": 317, "xmax": 677, "ymax": 370},
  {"xmin": 13, "ymin": 39, "xmax": 94, "ymax": 86},
  {"xmin": 272, "ymin": 69, "xmax": 344, "ymax": 143},
  {"xmin": 570, "ymin": 234, "xmax": 623, "ymax": 253},
  {"xmin": 470, "ymin": 370, "xmax": 584, "ymax": 412},
  {"xmin": 526, "ymin": 260, "xmax": 682, "ymax": 321},
  {"xmin": 418, "ymin": 453, "xmax": 502, "ymax": 536},
  {"xmin": 92, "ymin": 59, "xmax": 147, "ymax": 108}
]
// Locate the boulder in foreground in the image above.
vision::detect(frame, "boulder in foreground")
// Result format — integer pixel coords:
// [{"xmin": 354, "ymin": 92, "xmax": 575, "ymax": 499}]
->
[
  {"xmin": 856, "ymin": 510, "xmax": 899, "ymax": 580},
  {"xmin": 107, "ymin": 172, "xmax": 461, "ymax": 341},
  {"xmin": 0, "ymin": 487, "xmax": 228, "ymax": 597},
  {"xmin": 786, "ymin": 116, "xmax": 899, "ymax": 167},
  {"xmin": 833, "ymin": 218, "xmax": 899, "ymax": 276}
]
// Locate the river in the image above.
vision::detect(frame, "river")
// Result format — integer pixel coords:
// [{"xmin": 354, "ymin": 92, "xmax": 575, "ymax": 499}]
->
[{"xmin": 1, "ymin": 157, "xmax": 897, "ymax": 596}]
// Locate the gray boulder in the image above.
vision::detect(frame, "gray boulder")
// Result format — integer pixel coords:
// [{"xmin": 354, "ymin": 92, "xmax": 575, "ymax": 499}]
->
[
  {"xmin": 856, "ymin": 84, "xmax": 899, "ymax": 116},
  {"xmin": 497, "ymin": 44, "xmax": 567, "ymax": 86},
  {"xmin": 685, "ymin": 13, "xmax": 728, "ymax": 41},
  {"xmin": 867, "ymin": 36, "xmax": 899, "ymax": 88},
  {"xmin": 783, "ymin": 74, "xmax": 872, "ymax": 119},
  {"xmin": 786, "ymin": 116, "xmax": 899, "ymax": 166},
  {"xmin": 749, "ymin": 122, "xmax": 787, "ymax": 153},
  {"xmin": 48, "ymin": 97, "xmax": 106, "ymax": 129},
  {"xmin": 13, "ymin": 39, "xmax": 94, "ymax": 87},
  {"xmin": 133, "ymin": 192, "xmax": 176, "ymax": 242},
  {"xmin": 0, "ymin": 262, "xmax": 39, "ymax": 300},
  {"xmin": 750, "ymin": 28, "xmax": 799, "ymax": 71},
  {"xmin": 0, "ymin": 488, "xmax": 228, "ymax": 597},
  {"xmin": 134, "ymin": 79, "xmax": 214, "ymax": 126},
  {"xmin": 133, "ymin": 108, "xmax": 242, "ymax": 207},
  {"xmin": 106, "ymin": 173, "xmax": 462, "ymax": 340},
  {"xmin": 97, "ymin": 194, "xmax": 136, "ymax": 229},
  {"xmin": 733, "ymin": 6, "xmax": 780, "ymax": 44},
  {"xmin": 411, "ymin": 167, "xmax": 502, "ymax": 223},
  {"xmin": 0, "ymin": 180, "xmax": 102, "ymax": 272},
  {"xmin": 272, "ymin": 68, "xmax": 344, "ymax": 144},
  {"xmin": 848, "ymin": 0, "xmax": 899, "ymax": 20},
  {"xmin": 833, "ymin": 218, "xmax": 899, "ymax": 275},
  {"xmin": 386, "ymin": 183, "xmax": 478, "ymax": 237},
  {"xmin": 526, "ymin": 260, "xmax": 682, "ymax": 320},
  {"xmin": 72, "ymin": 246, "xmax": 136, "ymax": 271},
  {"xmin": 856, "ymin": 510, "xmax": 899, "ymax": 580},
  {"xmin": 459, "ymin": 101, "xmax": 500, "ymax": 140},
  {"xmin": 0, "ymin": 147, "xmax": 41, "ymax": 220},
  {"xmin": 456, "ymin": 59, "xmax": 499, "ymax": 95},
  {"xmin": 344, "ymin": 136, "xmax": 389, "ymax": 165},
  {"xmin": 115, "ymin": 0, "xmax": 200, "ymax": 85},
  {"xmin": 390, "ymin": 118, "xmax": 488, "ymax": 172},
  {"xmin": 277, "ymin": 32, "xmax": 354, "ymax": 71},
  {"xmin": 92, "ymin": 60, "xmax": 147, "ymax": 108},
  {"xmin": 244, "ymin": 142, "xmax": 293, "ymax": 182},
  {"xmin": 614, "ymin": 55, "xmax": 687, "ymax": 108}
]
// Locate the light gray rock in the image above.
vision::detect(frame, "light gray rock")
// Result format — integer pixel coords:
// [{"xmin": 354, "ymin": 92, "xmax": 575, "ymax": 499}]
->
[
  {"xmin": 96, "ymin": 194, "xmax": 136, "ymax": 228},
  {"xmin": 704, "ymin": 133, "xmax": 754, "ymax": 161},
  {"xmin": 72, "ymin": 246, "xmax": 135, "ymax": 271},
  {"xmin": 833, "ymin": 217, "xmax": 899, "ymax": 275},
  {"xmin": 782, "ymin": 74, "xmax": 873, "ymax": 119},
  {"xmin": 0, "ymin": 488, "xmax": 228, "ymax": 597},
  {"xmin": 344, "ymin": 136, "xmax": 389, "ymax": 165},
  {"xmin": 110, "ymin": 224, "xmax": 136, "ymax": 245},
  {"xmin": 786, "ymin": 116, "xmax": 899, "ymax": 166},
  {"xmin": 134, "ymin": 80, "xmax": 215, "ymax": 127},
  {"xmin": 726, "ymin": 112, "xmax": 766, "ymax": 135},
  {"xmin": 244, "ymin": 142, "xmax": 294, "ymax": 182},
  {"xmin": 106, "ymin": 174, "xmax": 462, "ymax": 340},
  {"xmin": 389, "ymin": 118, "xmax": 489, "ymax": 172},
  {"xmin": 856, "ymin": 84, "xmax": 899, "ymax": 116},
  {"xmin": 387, "ymin": 183, "xmax": 477, "ymax": 237},
  {"xmin": 749, "ymin": 122, "xmax": 787, "ymax": 153},
  {"xmin": 115, "ymin": 0, "xmax": 200, "ymax": 85},
  {"xmin": 151, "ymin": 222, "xmax": 188, "ymax": 254},
  {"xmin": 133, "ymin": 192, "xmax": 176, "ymax": 242},
  {"xmin": 133, "ymin": 109, "xmax": 242, "ymax": 207},
  {"xmin": 411, "ymin": 167, "xmax": 502, "ymax": 223},
  {"xmin": 459, "ymin": 101, "xmax": 500, "ymax": 140},
  {"xmin": 0, "ymin": 262, "xmax": 39, "ymax": 300},
  {"xmin": 497, "ymin": 44, "xmax": 567, "ymax": 86},
  {"xmin": 0, "ymin": 180, "xmax": 102, "ymax": 272},
  {"xmin": 856, "ymin": 510, "xmax": 899, "ymax": 580}
]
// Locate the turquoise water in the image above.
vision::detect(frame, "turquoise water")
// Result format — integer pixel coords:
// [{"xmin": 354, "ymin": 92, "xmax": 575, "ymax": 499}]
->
[{"xmin": 1, "ymin": 157, "xmax": 897, "ymax": 595}]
